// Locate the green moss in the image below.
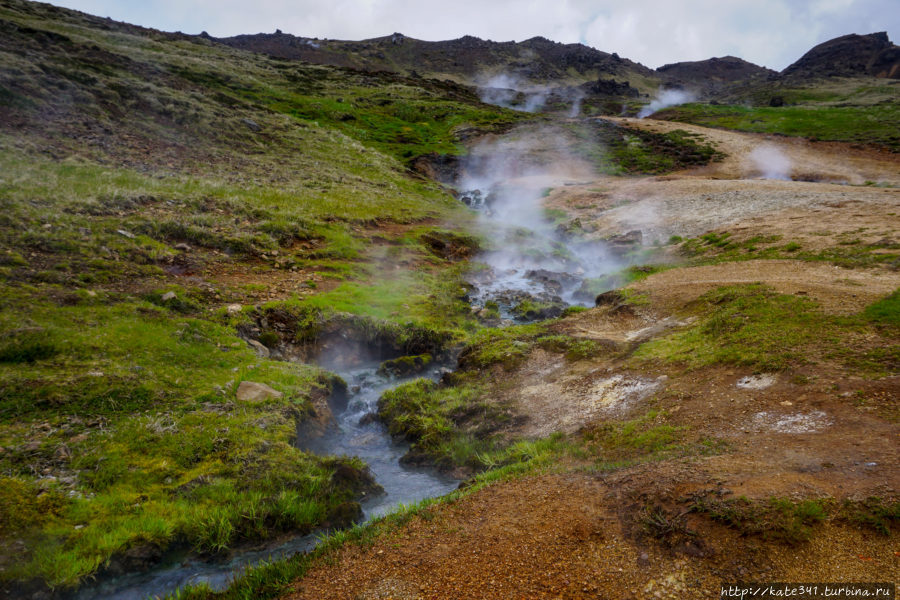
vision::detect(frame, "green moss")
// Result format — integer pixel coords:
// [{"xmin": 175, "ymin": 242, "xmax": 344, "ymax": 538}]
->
[
  {"xmin": 377, "ymin": 354, "xmax": 432, "ymax": 377},
  {"xmin": 634, "ymin": 284, "xmax": 823, "ymax": 371},
  {"xmin": 842, "ymin": 497, "xmax": 900, "ymax": 535},
  {"xmin": 566, "ymin": 120, "xmax": 725, "ymax": 175},
  {"xmin": 692, "ymin": 496, "xmax": 829, "ymax": 544},
  {"xmin": 864, "ymin": 288, "xmax": 900, "ymax": 327},
  {"xmin": 635, "ymin": 285, "xmax": 900, "ymax": 375}
]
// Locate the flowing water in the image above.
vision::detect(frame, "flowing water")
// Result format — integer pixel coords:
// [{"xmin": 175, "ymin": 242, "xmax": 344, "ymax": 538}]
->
[
  {"xmin": 69, "ymin": 363, "xmax": 457, "ymax": 600},
  {"xmin": 69, "ymin": 127, "xmax": 628, "ymax": 600}
]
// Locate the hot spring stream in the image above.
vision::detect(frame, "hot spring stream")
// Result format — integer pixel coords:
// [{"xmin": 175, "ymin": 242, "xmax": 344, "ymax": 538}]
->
[
  {"xmin": 68, "ymin": 140, "xmax": 627, "ymax": 599},
  {"xmin": 69, "ymin": 361, "xmax": 459, "ymax": 600}
]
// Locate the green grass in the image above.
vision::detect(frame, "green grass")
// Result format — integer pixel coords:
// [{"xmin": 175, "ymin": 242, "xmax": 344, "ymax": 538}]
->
[
  {"xmin": 864, "ymin": 289, "xmax": 900, "ymax": 327},
  {"xmin": 376, "ymin": 377, "xmax": 513, "ymax": 470},
  {"xmin": 163, "ymin": 433, "xmax": 570, "ymax": 600},
  {"xmin": 0, "ymin": 2, "xmax": 526, "ymax": 589},
  {"xmin": 567, "ymin": 120, "xmax": 725, "ymax": 175},
  {"xmin": 634, "ymin": 284, "xmax": 899, "ymax": 375},
  {"xmin": 0, "ymin": 289, "xmax": 381, "ymax": 588},
  {"xmin": 677, "ymin": 229, "xmax": 899, "ymax": 270},
  {"xmin": 655, "ymin": 102, "xmax": 900, "ymax": 151},
  {"xmin": 692, "ymin": 496, "xmax": 829, "ymax": 544},
  {"xmin": 580, "ymin": 409, "xmax": 715, "ymax": 471},
  {"xmin": 457, "ymin": 320, "xmax": 615, "ymax": 371}
]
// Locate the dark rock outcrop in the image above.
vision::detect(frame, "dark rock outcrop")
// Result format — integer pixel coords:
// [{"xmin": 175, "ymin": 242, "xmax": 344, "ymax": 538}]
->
[
  {"xmin": 657, "ymin": 56, "xmax": 776, "ymax": 85},
  {"xmin": 781, "ymin": 32, "xmax": 900, "ymax": 79}
]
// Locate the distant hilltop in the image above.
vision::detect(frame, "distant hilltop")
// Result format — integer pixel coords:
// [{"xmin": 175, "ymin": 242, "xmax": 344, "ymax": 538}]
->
[{"xmin": 217, "ymin": 29, "xmax": 900, "ymax": 91}]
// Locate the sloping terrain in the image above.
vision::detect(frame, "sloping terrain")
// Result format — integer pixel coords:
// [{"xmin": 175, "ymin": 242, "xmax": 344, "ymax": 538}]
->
[
  {"xmin": 0, "ymin": 1, "xmax": 898, "ymax": 599},
  {"xmin": 272, "ymin": 118, "xmax": 899, "ymax": 599},
  {"xmin": 0, "ymin": 0, "xmax": 522, "ymax": 593}
]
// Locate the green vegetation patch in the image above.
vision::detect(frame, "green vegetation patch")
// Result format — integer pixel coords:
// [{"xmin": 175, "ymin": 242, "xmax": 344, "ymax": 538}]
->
[
  {"xmin": 634, "ymin": 284, "xmax": 900, "ymax": 375},
  {"xmin": 0, "ymin": 289, "xmax": 380, "ymax": 588},
  {"xmin": 567, "ymin": 120, "xmax": 726, "ymax": 175},
  {"xmin": 655, "ymin": 102, "xmax": 900, "ymax": 151},
  {"xmin": 678, "ymin": 229, "xmax": 899, "ymax": 270},
  {"xmin": 457, "ymin": 321, "xmax": 615, "ymax": 371},
  {"xmin": 692, "ymin": 496, "xmax": 829, "ymax": 544}
]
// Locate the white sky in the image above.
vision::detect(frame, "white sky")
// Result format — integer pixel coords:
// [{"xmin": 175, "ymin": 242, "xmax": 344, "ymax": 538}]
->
[{"xmin": 48, "ymin": 0, "xmax": 898, "ymax": 70}]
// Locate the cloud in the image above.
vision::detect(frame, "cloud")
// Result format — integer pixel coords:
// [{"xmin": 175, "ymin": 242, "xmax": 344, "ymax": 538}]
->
[{"xmin": 50, "ymin": 0, "xmax": 899, "ymax": 70}]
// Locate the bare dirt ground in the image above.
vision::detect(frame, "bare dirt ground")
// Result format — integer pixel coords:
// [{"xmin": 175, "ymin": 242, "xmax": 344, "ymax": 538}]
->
[
  {"xmin": 546, "ymin": 117, "xmax": 899, "ymax": 243},
  {"xmin": 606, "ymin": 116, "xmax": 900, "ymax": 185},
  {"xmin": 288, "ymin": 473, "xmax": 897, "ymax": 600},
  {"xmin": 282, "ymin": 122, "xmax": 899, "ymax": 599}
]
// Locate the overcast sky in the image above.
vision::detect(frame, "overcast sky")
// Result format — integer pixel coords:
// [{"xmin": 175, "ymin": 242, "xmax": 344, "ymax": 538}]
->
[{"xmin": 48, "ymin": 0, "xmax": 898, "ymax": 70}]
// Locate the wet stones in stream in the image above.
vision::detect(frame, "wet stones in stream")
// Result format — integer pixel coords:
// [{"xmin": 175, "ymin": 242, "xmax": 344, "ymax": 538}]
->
[
  {"xmin": 377, "ymin": 354, "xmax": 433, "ymax": 377},
  {"xmin": 605, "ymin": 229, "xmax": 643, "ymax": 256}
]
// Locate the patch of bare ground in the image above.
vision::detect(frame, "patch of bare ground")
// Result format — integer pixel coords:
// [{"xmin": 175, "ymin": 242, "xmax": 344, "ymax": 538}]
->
[
  {"xmin": 603, "ymin": 116, "xmax": 900, "ymax": 185},
  {"xmin": 712, "ymin": 199, "xmax": 900, "ymax": 252},
  {"xmin": 547, "ymin": 177, "xmax": 898, "ymax": 243},
  {"xmin": 544, "ymin": 118, "xmax": 899, "ymax": 242},
  {"xmin": 286, "ymin": 472, "xmax": 897, "ymax": 600}
]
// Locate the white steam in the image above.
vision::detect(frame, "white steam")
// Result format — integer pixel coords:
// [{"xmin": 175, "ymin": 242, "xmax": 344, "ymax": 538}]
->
[
  {"xmin": 477, "ymin": 72, "xmax": 585, "ymax": 117},
  {"xmin": 637, "ymin": 88, "xmax": 696, "ymax": 118},
  {"xmin": 748, "ymin": 144, "xmax": 792, "ymax": 180},
  {"xmin": 478, "ymin": 73, "xmax": 548, "ymax": 113},
  {"xmin": 457, "ymin": 127, "xmax": 623, "ymax": 308}
]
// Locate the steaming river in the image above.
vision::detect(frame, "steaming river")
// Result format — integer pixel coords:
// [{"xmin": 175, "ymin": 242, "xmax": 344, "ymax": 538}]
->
[{"xmin": 69, "ymin": 127, "xmax": 621, "ymax": 600}]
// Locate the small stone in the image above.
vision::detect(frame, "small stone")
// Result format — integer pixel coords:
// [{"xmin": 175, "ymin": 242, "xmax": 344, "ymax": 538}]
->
[
  {"xmin": 116, "ymin": 229, "xmax": 136, "ymax": 239},
  {"xmin": 780, "ymin": 401, "xmax": 793, "ymax": 406},
  {"xmin": 226, "ymin": 303, "xmax": 242, "ymax": 315},
  {"xmin": 42, "ymin": 223, "xmax": 53, "ymax": 229},
  {"xmin": 174, "ymin": 242, "xmax": 191, "ymax": 251},
  {"xmin": 247, "ymin": 339, "xmax": 270, "ymax": 358},
  {"xmin": 85, "ymin": 290, "xmax": 97, "ymax": 297},
  {"xmin": 236, "ymin": 381, "xmax": 283, "ymax": 403},
  {"xmin": 161, "ymin": 291, "xmax": 177, "ymax": 301},
  {"xmin": 241, "ymin": 118, "xmax": 262, "ymax": 132}
]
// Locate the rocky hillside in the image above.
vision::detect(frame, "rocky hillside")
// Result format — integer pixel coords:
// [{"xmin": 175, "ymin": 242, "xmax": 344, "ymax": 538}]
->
[
  {"xmin": 656, "ymin": 56, "xmax": 776, "ymax": 92},
  {"xmin": 781, "ymin": 31, "xmax": 900, "ymax": 80},
  {"xmin": 217, "ymin": 31, "xmax": 660, "ymax": 88}
]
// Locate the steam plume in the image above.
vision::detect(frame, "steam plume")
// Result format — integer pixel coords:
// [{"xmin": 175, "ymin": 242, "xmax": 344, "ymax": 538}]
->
[
  {"xmin": 748, "ymin": 145, "xmax": 792, "ymax": 180},
  {"xmin": 638, "ymin": 88, "xmax": 696, "ymax": 118}
]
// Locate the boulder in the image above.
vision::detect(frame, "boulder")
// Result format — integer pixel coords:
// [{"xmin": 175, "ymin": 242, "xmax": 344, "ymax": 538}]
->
[
  {"xmin": 236, "ymin": 381, "xmax": 283, "ymax": 403},
  {"xmin": 247, "ymin": 339, "xmax": 270, "ymax": 358}
]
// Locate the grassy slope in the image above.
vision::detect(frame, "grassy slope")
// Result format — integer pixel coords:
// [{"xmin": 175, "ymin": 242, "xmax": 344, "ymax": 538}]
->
[
  {"xmin": 653, "ymin": 90, "xmax": 900, "ymax": 152},
  {"xmin": 0, "ymin": 0, "xmax": 522, "ymax": 589}
]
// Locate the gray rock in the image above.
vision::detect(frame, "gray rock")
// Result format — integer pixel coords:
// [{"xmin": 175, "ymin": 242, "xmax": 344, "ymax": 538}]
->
[
  {"xmin": 241, "ymin": 118, "xmax": 262, "ymax": 132},
  {"xmin": 174, "ymin": 243, "xmax": 191, "ymax": 251},
  {"xmin": 226, "ymin": 303, "xmax": 242, "ymax": 315},
  {"xmin": 116, "ymin": 229, "xmax": 136, "ymax": 239},
  {"xmin": 236, "ymin": 381, "xmax": 283, "ymax": 403},
  {"xmin": 161, "ymin": 291, "xmax": 177, "ymax": 301},
  {"xmin": 247, "ymin": 339, "xmax": 270, "ymax": 358}
]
